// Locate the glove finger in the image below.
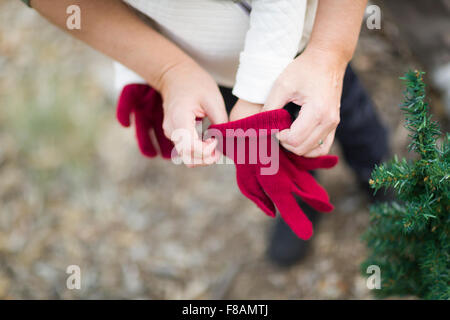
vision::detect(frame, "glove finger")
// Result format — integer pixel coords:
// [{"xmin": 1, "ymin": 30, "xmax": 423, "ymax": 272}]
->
[
  {"xmin": 273, "ymin": 193, "xmax": 314, "ymax": 240},
  {"xmin": 236, "ymin": 166, "xmax": 276, "ymax": 217},
  {"xmin": 293, "ymin": 168, "xmax": 329, "ymax": 195},
  {"xmin": 116, "ymin": 84, "xmax": 149, "ymax": 127},
  {"xmin": 151, "ymin": 105, "xmax": 175, "ymax": 159},
  {"xmin": 116, "ymin": 102, "xmax": 133, "ymax": 128},
  {"xmin": 154, "ymin": 122, "xmax": 175, "ymax": 159},
  {"xmin": 257, "ymin": 174, "xmax": 314, "ymax": 239},
  {"xmin": 284, "ymin": 152, "xmax": 338, "ymax": 170},
  {"xmin": 292, "ymin": 184, "xmax": 334, "ymax": 212},
  {"xmin": 280, "ymin": 151, "xmax": 335, "ymax": 211},
  {"xmin": 290, "ymin": 171, "xmax": 334, "ymax": 212},
  {"xmin": 134, "ymin": 109, "xmax": 157, "ymax": 158}
]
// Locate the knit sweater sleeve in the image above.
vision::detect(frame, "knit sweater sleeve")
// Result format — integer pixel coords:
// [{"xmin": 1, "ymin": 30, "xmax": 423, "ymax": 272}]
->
[{"xmin": 232, "ymin": 0, "xmax": 307, "ymax": 104}]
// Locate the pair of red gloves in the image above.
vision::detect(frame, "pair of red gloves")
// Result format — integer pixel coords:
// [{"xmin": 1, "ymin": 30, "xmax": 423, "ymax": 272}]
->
[{"xmin": 116, "ymin": 84, "xmax": 338, "ymax": 240}]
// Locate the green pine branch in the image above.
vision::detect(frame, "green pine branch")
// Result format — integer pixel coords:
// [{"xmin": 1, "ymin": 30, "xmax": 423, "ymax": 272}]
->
[
  {"xmin": 400, "ymin": 71, "xmax": 441, "ymax": 159},
  {"xmin": 362, "ymin": 70, "xmax": 449, "ymax": 300}
]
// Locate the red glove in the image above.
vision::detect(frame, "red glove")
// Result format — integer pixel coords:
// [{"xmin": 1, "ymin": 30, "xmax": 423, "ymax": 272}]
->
[
  {"xmin": 208, "ymin": 109, "xmax": 338, "ymax": 239},
  {"xmin": 116, "ymin": 84, "xmax": 174, "ymax": 159}
]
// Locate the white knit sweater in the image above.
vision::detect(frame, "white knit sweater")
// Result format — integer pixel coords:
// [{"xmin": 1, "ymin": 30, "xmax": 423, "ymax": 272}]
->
[{"xmin": 114, "ymin": 0, "xmax": 318, "ymax": 104}]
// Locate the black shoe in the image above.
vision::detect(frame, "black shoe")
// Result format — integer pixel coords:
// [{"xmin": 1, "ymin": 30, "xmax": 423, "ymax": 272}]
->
[{"xmin": 266, "ymin": 200, "xmax": 320, "ymax": 268}]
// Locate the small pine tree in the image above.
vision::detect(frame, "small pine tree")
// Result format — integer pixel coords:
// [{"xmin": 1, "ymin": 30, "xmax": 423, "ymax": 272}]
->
[{"xmin": 362, "ymin": 70, "xmax": 449, "ymax": 300}]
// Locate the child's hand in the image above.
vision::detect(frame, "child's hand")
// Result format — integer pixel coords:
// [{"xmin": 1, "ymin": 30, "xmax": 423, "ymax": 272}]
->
[
  {"xmin": 230, "ymin": 99, "xmax": 263, "ymax": 121},
  {"xmin": 160, "ymin": 60, "xmax": 228, "ymax": 167}
]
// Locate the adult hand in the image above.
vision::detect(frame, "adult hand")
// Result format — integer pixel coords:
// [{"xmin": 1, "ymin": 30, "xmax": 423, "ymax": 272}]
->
[
  {"xmin": 263, "ymin": 47, "xmax": 347, "ymax": 158},
  {"xmin": 160, "ymin": 60, "xmax": 228, "ymax": 167},
  {"xmin": 32, "ymin": 0, "xmax": 228, "ymax": 167}
]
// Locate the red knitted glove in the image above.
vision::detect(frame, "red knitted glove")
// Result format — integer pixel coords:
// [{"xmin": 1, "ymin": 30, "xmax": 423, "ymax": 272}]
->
[
  {"xmin": 116, "ymin": 84, "xmax": 174, "ymax": 158},
  {"xmin": 208, "ymin": 109, "xmax": 338, "ymax": 239}
]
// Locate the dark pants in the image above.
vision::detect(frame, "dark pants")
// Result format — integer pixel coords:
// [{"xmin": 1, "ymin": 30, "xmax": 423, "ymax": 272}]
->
[{"xmin": 219, "ymin": 64, "xmax": 389, "ymax": 183}]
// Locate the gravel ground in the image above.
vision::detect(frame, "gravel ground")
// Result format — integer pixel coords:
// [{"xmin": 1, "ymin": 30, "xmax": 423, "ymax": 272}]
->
[{"xmin": 0, "ymin": 1, "xmax": 438, "ymax": 299}]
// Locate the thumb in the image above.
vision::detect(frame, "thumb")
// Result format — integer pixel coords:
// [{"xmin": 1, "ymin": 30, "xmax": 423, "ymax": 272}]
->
[
  {"xmin": 276, "ymin": 129, "xmax": 290, "ymax": 142},
  {"xmin": 205, "ymin": 96, "xmax": 228, "ymax": 125},
  {"xmin": 263, "ymin": 82, "xmax": 290, "ymax": 112}
]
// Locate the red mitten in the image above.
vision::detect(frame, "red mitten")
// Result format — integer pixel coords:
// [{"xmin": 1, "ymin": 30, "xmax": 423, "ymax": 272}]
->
[
  {"xmin": 208, "ymin": 109, "xmax": 338, "ymax": 239},
  {"xmin": 116, "ymin": 84, "xmax": 174, "ymax": 159}
]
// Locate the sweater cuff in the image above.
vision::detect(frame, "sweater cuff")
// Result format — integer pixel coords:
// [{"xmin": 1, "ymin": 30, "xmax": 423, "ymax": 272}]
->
[
  {"xmin": 113, "ymin": 62, "xmax": 146, "ymax": 94},
  {"xmin": 232, "ymin": 52, "xmax": 293, "ymax": 104},
  {"xmin": 209, "ymin": 109, "xmax": 292, "ymax": 137}
]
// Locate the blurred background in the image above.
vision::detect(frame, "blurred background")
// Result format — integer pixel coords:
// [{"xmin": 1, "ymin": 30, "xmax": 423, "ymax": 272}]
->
[{"xmin": 0, "ymin": 0, "xmax": 448, "ymax": 299}]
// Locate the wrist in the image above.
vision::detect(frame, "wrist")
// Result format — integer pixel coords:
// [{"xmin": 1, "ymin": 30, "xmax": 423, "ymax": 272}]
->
[
  {"xmin": 303, "ymin": 44, "xmax": 351, "ymax": 71},
  {"xmin": 154, "ymin": 58, "xmax": 197, "ymax": 97},
  {"xmin": 230, "ymin": 99, "xmax": 263, "ymax": 121}
]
